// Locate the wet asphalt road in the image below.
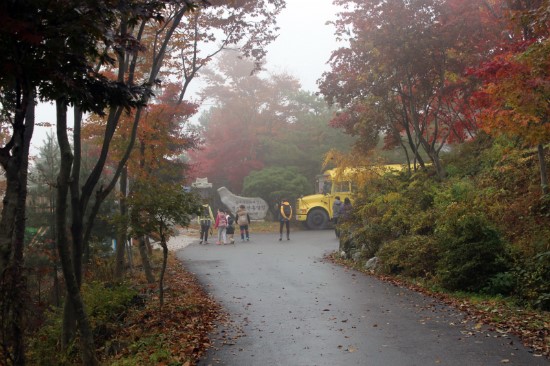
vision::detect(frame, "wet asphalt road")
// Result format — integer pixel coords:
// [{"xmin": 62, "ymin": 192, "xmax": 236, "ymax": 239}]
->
[{"xmin": 177, "ymin": 230, "xmax": 548, "ymax": 366}]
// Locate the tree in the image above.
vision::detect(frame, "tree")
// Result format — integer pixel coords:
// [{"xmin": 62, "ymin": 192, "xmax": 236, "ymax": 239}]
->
[
  {"xmin": 57, "ymin": 0, "xmax": 283, "ymax": 353},
  {"xmin": 126, "ymin": 180, "xmax": 201, "ymax": 309},
  {"xmin": 191, "ymin": 53, "xmax": 355, "ymax": 191},
  {"xmin": 191, "ymin": 51, "xmax": 302, "ymax": 191},
  {"xmin": 242, "ymin": 166, "xmax": 310, "ymax": 209},
  {"xmin": 0, "ymin": 0, "xmax": 145, "ymax": 362},
  {"xmin": 87, "ymin": 0, "xmax": 285, "ymax": 280},
  {"xmin": 319, "ymin": 0, "xmax": 507, "ymax": 179},
  {"xmin": 88, "ymin": 83, "xmax": 200, "ymax": 281},
  {"xmin": 261, "ymin": 91, "xmax": 356, "ymax": 183},
  {"xmin": 471, "ymin": 0, "xmax": 549, "ymax": 194}
]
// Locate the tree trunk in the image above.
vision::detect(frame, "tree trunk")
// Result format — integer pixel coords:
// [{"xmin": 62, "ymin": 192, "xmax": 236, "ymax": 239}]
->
[
  {"xmin": 115, "ymin": 167, "xmax": 128, "ymax": 280},
  {"xmin": 429, "ymin": 150, "xmax": 446, "ymax": 181},
  {"xmin": 401, "ymin": 114, "xmax": 426, "ymax": 168},
  {"xmin": 138, "ymin": 236, "xmax": 155, "ymax": 284},
  {"xmin": 0, "ymin": 89, "xmax": 32, "ymax": 276},
  {"xmin": 538, "ymin": 144, "xmax": 548, "ymax": 195},
  {"xmin": 55, "ymin": 100, "xmax": 98, "ymax": 365},
  {"xmin": 0, "ymin": 86, "xmax": 33, "ymax": 364},
  {"xmin": 159, "ymin": 235, "xmax": 168, "ymax": 311},
  {"xmin": 11, "ymin": 96, "xmax": 35, "ymax": 365},
  {"xmin": 61, "ymin": 299, "xmax": 76, "ymax": 349},
  {"xmin": 70, "ymin": 107, "xmax": 84, "ymax": 286}
]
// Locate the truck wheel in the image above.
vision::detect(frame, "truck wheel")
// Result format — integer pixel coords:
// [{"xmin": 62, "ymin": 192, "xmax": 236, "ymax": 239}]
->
[{"xmin": 306, "ymin": 209, "xmax": 329, "ymax": 230}]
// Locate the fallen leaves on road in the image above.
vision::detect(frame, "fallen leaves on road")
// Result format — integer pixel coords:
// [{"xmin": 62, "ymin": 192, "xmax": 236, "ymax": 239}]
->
[
  {"xmin": 325, "ymin": 252, "xmax": 550, "ymax": 360},
  {"xmin": 102, "ymin": 254, "xmax": 225, "ymax": 365}
]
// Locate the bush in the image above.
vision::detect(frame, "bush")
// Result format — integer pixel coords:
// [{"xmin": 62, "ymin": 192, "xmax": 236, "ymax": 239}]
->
[
  {"xmin": 514, "ymin": 251, "xmax": 550, "ymax": 310},
  {"xmin": 83, "ymin": 282, "xmax": 138, "ymax": 335},
  {"xmin": 377, "ymin": 235, "xmax": 439, "ymax": 278},
  {"xmin": 242, "ymin": 166, "xmax": 311, "ymax": 205},
  {"xmin": 27, "ymin": 282, "xmax": 139, "ymax": 365},
  {"xmin": 352, "ymin": 222, "xmax": 392, "ymax": 258},
  {"xmin": 482, "ymin": 272, "xmax": 516, "ymax": 296},
  {"xmin": 436, "ymin": 206, "xmax": 510, "ymax": 292},
  {"xmin": 27, "ymin": 307, "xmax": 75, "ymax": 365}
]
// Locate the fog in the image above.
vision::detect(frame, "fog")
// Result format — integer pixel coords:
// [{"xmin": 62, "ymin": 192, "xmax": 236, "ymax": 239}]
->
[
  {"xmin": 31, "ymin": 1, "xmax": 341, "ymax": 150},
  {"xmin": 263, "ymin": 0, "xmax": 341, "ymax": 91}
]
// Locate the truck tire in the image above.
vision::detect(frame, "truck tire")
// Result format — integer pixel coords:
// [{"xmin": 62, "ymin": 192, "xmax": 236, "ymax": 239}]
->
[{"xmin": 306, "ymin": 209, "xmax": 329, "ymax": 230}]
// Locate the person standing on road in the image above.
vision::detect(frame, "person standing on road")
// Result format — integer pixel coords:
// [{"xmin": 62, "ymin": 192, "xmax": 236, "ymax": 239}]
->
[
  {"xmin": 215, "ymin": 209, "xmax": 228, "ymax": 245},
  {"xmin": 339, "ymin": 197, "xmax": 353, "ymax": 221},
  {"xmin": 332, "ymin": 196, "xmax": 342, "ymax": 237},
  {"xmin": 236, "ymin": 205, "xmax": 251, "ymax": 242},
  {"xmin": 226, "ymin": 212, "xmax": 235, "ymax": 244},
  {"xmin": 198, "ymin": 203, "xmax": 214, "ymax": 244},
  {"xmin": 278, "ymin": 199, "xmax": 293, "ymax": 241}
]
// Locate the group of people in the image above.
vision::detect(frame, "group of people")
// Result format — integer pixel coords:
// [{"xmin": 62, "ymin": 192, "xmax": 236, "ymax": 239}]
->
[
  {"xmin": 197, "ymin": 204, "xmax": 251, "ymax": 245},
  {"xmin": 331, "ymin": 196, "xmax": 352, "ymax": 237},
  {"xmin": 196, "ymin": 198, "xmax": 295, "ymax": 244}
]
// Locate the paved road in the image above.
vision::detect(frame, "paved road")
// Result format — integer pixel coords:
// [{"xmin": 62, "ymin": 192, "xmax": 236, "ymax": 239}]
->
[{"xmin": 177, "ymin": 230, "xmax": 548, "ymax": 366}]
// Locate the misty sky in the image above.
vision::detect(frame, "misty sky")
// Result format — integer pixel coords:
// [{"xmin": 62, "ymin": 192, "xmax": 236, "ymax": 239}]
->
[{"xmin": 264, "ymin": 0, "xmax": 341, "ymax": 92}]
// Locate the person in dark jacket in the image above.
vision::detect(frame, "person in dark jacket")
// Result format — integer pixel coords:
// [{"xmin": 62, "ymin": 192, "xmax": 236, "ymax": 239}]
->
[
  {"xmin": 226, "ymin": 213, "xmax": 235, "ymax": 244},
  {"xmin": 332, "ymin": 196, "xmax": 343, "ymax": 237},
  {"xmin": 339, "ymin": 197, "xmax": 353, "ymax": 221},
  {"xmin": 278, "ymin": 199, "xmax": 293, "ymax": 241}
]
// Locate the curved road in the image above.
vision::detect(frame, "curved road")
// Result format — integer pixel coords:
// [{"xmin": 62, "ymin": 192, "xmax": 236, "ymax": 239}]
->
[{"xmin": 177, "ymin": 230, "xmax": 548, "ymax": 366}]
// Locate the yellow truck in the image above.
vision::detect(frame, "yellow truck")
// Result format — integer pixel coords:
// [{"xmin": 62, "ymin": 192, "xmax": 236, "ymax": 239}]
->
[
  {"xmin": 295, "ymin": 165, "xmax": 402, "ymax": 229},
  {"xmin": 295, "ymin": 168, "xmax": 355, "ymax": 229}
]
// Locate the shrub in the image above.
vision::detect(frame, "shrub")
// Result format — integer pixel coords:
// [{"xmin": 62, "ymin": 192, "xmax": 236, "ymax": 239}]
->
[
  {"xmin": 27, "ymin": 282, "xmax": 139, "ymax": 365},
  {"xmin": 436, "ymin": 206, "xmax": 510, "ymax": 292},
  {"xmin": 353, "ymin": 222, "xmax": 391, "ymax": 258},
  {"xmin": 242, "ymin": 166, "xmax": 311, "ymax": 205},
  {"xmin": 482, "ymin": 272, "xmax": 516, "ymax": 296},
  {"xmin": 514, "ymin": 251, "xmax": 550, "ymax": 310},
  {"xmin": 377, "ymin": 235, "xmax": 439, "ymax": 278},
  {"xmin": 27, "ymin": 307, "xmax": 75, "ymax": 365}
]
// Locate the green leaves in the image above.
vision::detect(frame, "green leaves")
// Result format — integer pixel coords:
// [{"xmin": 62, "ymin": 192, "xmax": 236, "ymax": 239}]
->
[
  {"xmin": 127, "ymin": 181, "xmax": 202, "ymax": 240},
  {"xmin": 242, "ymin": 166, "xmax": 310, "ymax": 205}
]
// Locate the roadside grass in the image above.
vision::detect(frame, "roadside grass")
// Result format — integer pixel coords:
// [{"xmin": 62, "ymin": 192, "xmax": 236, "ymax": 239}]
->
[
  {"xmin": 27, "ymin": 247, "xmax": 224, "ymax": 365},
  {"xmin": 326, "ymin": 252, "xmax": 550, "ymax": 359}
]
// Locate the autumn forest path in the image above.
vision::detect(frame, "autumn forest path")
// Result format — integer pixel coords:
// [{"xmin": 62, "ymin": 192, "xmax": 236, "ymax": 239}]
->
[{"xmin": 177, "ymin": 230, "xmax": 547, "ymax": 366}]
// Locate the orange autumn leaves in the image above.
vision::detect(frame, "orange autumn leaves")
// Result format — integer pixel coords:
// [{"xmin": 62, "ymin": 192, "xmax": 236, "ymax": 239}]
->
[{"xmin": 473, "ymin": 41, "xmax": 550, "ymax": 148}]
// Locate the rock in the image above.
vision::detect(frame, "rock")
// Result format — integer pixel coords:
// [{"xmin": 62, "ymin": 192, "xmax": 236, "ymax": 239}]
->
[
  {"xmin": 364, "ymin": 256, "xmax": 379, "ymax": 271},
  {"xmin": 217, "ymin": 187, "xmax": 269, "ymax": 220}
]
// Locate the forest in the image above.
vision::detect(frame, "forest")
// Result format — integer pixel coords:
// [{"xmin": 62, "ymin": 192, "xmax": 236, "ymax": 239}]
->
[{"xmin": 0, "ymin": 0, "xmax": 548, "ymax": 364}]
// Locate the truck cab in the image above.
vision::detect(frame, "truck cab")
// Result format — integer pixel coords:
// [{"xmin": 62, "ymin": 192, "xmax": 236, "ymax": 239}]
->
[{"xmin": 295, "ymin": 169, "xmax": 354, "ymax": 229}]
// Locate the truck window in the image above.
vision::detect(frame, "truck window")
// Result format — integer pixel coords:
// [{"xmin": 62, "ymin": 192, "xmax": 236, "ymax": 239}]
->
[
  {"xmin": 322, "ymin": 181, "xmax": 332, "ymax": 194},
  {"xmin": 315, "ymin": 174, "xmax": 331, "ymax": 194},
  {"xmin": 333, "ymin": 181, "xmax": 350, "ymax": 193}
]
